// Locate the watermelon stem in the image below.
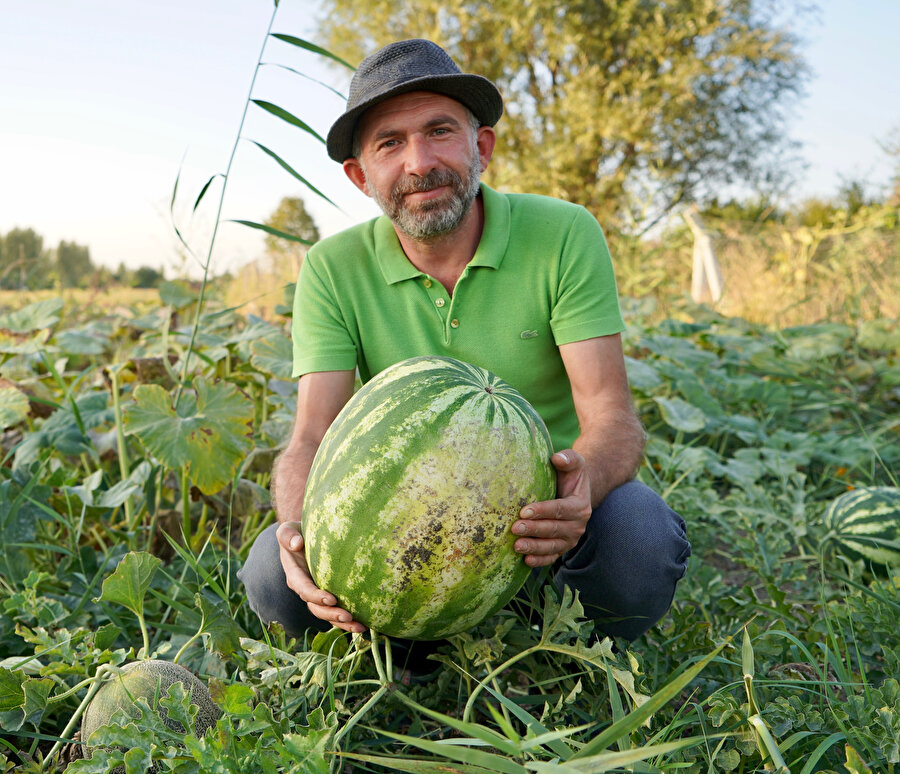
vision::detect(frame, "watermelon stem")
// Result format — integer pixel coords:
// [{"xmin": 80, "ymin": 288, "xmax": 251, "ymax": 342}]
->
[{"xmin": 332, "ymin": 632, "xmax": 393, "ymax": 750}]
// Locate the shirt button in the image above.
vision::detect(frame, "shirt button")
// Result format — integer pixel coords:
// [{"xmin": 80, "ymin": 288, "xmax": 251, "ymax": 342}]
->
[
  {"xmin": 450, "ymin": 318, "xmax": 460, "ymax": 328},
  {"xmin": 435, "ymin": 298, "xmax": 445, "ymax": 307},
  {"xmin": 423, "ymin": 278, "xmax": 432, "ymax": 288}
]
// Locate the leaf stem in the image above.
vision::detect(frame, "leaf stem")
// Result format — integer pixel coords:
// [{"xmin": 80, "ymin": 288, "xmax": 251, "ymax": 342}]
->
[{"xmin": 44, "ymin": 664, "xmax": 118, "ymax": 770}]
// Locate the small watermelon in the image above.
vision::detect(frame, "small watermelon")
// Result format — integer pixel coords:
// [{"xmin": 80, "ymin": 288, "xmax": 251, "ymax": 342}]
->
[
  {"xmin": 822, "ymin": 486, "xmax": 900, "ymax": 569},
  {"xmin": 302, "ymin": 356, "xmax": 556, "ymax": 640}
]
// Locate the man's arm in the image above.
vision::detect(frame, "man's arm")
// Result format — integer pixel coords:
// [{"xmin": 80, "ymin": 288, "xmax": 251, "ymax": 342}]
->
[
  {"xmin": 512, "ymin": 334, "xmax": 644, "ymax": 567},
  {"xmin": 272, "ymin": 369, "xmax": 367, "ymax": 633}
]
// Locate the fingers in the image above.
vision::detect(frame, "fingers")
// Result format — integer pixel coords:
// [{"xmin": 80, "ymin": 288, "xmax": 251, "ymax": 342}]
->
[
  {"xmin": 276, "ymin": 521, "xmax": 366, "ymax": 634},
  {"xmin": 513, "ymin": 449, "xmax": 591, "ymax": 565}
]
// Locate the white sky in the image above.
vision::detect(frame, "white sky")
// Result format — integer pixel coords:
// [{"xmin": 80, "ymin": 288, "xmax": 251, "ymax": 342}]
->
[{"xmin": 1, "ymin": 0, "xmax": 898, "ymax": 278}]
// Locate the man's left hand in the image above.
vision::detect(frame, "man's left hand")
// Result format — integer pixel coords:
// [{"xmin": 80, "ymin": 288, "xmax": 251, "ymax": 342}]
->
[{"xmin": 512, "ymin": 450, "xmax": 592, "ymax": 567}]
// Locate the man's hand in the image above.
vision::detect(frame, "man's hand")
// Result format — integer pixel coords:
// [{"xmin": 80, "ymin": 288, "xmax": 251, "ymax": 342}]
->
[
  {"xmin": 512, "ymin": 450, "xmax": 592, "ymax": 567},
  {"xmin": 275, "ymin": 521, "xmax": 366, "ymax": 633}
]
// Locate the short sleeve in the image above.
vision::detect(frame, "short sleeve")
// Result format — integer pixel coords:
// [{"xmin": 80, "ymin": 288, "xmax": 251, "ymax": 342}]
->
[
  {"xmin": 549, "ymin": 207, "xmax": 625, "ymax": 345},
  {"xmin": 291, "ymin": 252, "xmax": 359, "ymax": 378}
]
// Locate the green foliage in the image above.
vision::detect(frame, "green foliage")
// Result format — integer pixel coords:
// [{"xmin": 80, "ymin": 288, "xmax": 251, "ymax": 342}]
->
[
  {"xmin": 0, "ymin": 227, "xmax": 51, "ymax": 290},
  {"xmin": 263, "ymin": 196, "xmax": 320, "ymax": 263},
  {"xmin": 0, "ymin": 290, "xmax": 897, "ymax": 772},
  {"xmin": 55, "ymin": 241, "xmax": 95, "ymax": 289},
  {"xmin": 314, "ymin": 0, "xmax": 808, "ymax": 231}
]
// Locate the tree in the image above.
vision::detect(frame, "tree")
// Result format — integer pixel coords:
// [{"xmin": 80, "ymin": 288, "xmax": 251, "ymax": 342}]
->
[
  {"xmin": 132, "ymin": 266, "xmax": 165, "ymax": 288},
  {"xmin": 0, "ymin": 228, "xmax": 51, "ymax": 289},
  {"xmin": 263, "ymin": 196, "xmax": 320, "ymax": 273},
  {"xmin": 315, "ymin": 0, "xmax": 808, "ymax": 232},
  {"xmin": 56, "ymin": 240, "xmax": 94, "ymax": 288}
]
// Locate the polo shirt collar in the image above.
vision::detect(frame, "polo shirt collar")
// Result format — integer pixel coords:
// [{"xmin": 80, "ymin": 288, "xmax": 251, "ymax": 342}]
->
[{"xmin": 374, "ymin": 183, "xmax": 511, "ymax": 285}]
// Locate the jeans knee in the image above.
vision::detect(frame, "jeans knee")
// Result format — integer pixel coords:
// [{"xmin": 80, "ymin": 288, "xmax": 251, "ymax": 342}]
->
[
  {"xmin": 554, "ymin": 481, "xmax": 690, "ymax": 640},
  {"xmin": 238, "ymin": 524, "xmax": 324, "ymax": 637}
]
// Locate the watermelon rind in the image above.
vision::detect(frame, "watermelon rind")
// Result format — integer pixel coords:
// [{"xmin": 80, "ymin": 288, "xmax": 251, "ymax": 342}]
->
[
  {"xmin": 822, "ymin": 486, "xmax": 900, "ymax": 569},
  {"xmin": 302, "ymin": 356, "xmax": 557, "ymax": 640}
]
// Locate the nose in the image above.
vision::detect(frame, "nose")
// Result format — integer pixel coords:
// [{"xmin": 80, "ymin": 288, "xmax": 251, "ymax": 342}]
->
[{"xmin": 403, "ymin": 133, "xmax": 438, "ymax": 177}]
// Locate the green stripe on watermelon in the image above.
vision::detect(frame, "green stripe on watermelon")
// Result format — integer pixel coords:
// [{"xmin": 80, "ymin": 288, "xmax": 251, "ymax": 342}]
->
[
  {"xmin": 822, "ymin": 486, "xmax": 900, "ymax": 569},
  {"xmin": 302, "ymin": 356, "xmax": 556, "ymax": 640}
]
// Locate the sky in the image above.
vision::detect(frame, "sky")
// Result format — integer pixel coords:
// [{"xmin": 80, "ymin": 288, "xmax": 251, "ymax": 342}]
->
[{"xmin": 1, "ymin": 0, "xmax": 898, "ymax": 279}]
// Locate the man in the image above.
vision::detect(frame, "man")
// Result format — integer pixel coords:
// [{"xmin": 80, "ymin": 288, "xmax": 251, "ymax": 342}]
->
[{"xmin": 239, "ymin": 39, "xmax": 690, "ymax": 643}]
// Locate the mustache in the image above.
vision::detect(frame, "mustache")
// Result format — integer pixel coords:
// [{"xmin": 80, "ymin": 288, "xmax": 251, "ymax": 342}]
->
[{"xmin": 392, "ymin": 169, "xmax": 460, "ymax": 198}]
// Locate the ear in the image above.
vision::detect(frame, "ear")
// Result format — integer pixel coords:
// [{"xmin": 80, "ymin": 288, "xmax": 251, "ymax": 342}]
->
[
  {"xmin": 476, "ymin": 126, "xmax": 496, "ymax": 173},
  {"xmin": 343, "ymin": 158, "xmax": 370, "ymax": 196}
]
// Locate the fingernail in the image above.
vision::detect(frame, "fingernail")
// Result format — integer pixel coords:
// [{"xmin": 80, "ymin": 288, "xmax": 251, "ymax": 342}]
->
[
  {"xmin": 521, "ymin": 508, "xmax": 534, "ymax": 518},
  {"xmin": 557, "ymin": 452, "xmax": 569, "ymax": 464},
  {"xmin": 513, "ymin": 522, "xmax": 526, "ymax": 534},
  {"xmin": 289, "ymin": 535, "xmax": 301, "ymax": 550},
  {"xmin": 338, "ymin": 615, "xmax": 348, "ymax": 622}
]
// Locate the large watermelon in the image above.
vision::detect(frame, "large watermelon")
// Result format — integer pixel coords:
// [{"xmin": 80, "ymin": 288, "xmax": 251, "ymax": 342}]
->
[
  {"xmin": 302, "ymin": 356, "xmax": 556, "ymax": 640},
  {"xmin": 822, "ymin": 486, "xmax": 900, "ymax": 569}
]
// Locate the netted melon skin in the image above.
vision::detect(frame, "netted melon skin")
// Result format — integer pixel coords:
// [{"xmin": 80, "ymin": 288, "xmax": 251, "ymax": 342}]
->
[{"xmin": 81, "ymin": 659, "xmax": 220, "ymax": 766}]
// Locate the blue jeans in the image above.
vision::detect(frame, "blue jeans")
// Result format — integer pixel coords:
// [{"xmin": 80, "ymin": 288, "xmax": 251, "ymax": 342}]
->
[{"xmin": 237, "ymin": 480, "xmax": 690, "ymax": 642}]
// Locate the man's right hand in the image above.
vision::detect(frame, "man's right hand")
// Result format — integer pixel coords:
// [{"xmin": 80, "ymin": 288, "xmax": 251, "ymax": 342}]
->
[{"xmin": 276, "ymin": 521, "xmax": 367, "ymax": 634}]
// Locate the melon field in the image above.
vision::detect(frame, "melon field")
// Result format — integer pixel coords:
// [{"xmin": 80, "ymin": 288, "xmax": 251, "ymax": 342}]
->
[{"xmin": 0, "ymin": 283, "xmax": 898, "ymax": 773}]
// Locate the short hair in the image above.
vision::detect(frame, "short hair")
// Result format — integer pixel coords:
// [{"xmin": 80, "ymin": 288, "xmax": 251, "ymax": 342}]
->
[{"xmin": 350, "ymin": 104, "xmax": 482, "ymax": 160}]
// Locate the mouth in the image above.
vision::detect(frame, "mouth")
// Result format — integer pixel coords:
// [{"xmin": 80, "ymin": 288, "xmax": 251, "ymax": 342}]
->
[{"xmin": 404, "ymin": 185, "xmax": 448, "ymax": 200}]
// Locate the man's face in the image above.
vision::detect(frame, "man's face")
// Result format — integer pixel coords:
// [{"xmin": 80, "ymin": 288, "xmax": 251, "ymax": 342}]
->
[{"xmin": 343, "ymin": 92, "xmax": 495, "ymax": 241}]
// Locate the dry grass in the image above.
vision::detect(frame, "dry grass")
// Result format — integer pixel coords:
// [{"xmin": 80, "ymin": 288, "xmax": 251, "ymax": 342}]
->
[
  {"xmin": 222, "ymin": 256, "xmax": 301, "ymax": 321},
  {"xmin": 612, "ymin": 207, "xmax": 899, "ymax": 327},
  {"xmin": 0, "ymin": 286, "xmax": 160, "ymax": 314}
]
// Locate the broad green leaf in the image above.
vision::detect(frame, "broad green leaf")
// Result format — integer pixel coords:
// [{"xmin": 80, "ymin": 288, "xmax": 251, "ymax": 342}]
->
[
  {"xmin": 858, "ymin": 318, "xmax": 900, "ymax": 353},
  {"xmin": 250, "ymin": 333, "xmax": 294, "ymax": 379},
  {"xmin": 0, "ymin": 670, "xmax": 50, "ymax": 732},
  {"xmin": 786, "ymin": 333, "xmax": 846, "ymax": 361},
  {"xmin": 65, "ymin": 464, "xmax": 151, "ymax": 509},
  {"xmin": 159, "ymin": 280, "xmax": 197, "ymax": 309},
  {"xmin": 195, "ymin": 593, "xmax": 244, "ymax": 657},
  {"xmin": 14, "ymin": 391, "xmax": 112, "ymax": 468},
  {"xmin": 98, "ymin": 551, "xmax": 162, "ymax": 619},
  {"xmin": 0, "ymin": 298, "xmax": 64, "ymax": 333},
  {"xmin": 653, "ymin": 396, "xmax": 707, "ymax": 433},
  {"xmin": 96, "ymin": 461, "xmax": 153, "ymax": 508},
  {"xmin": 252, "ymin": 100, "xmax": 326, "ymax": 143},
  {"xmin": 209, "ymin": 681, "xmax": 255, "ymax": 715},
  {"xmin": 55, "ymin": 328, "xmax": 107, "ymax": 355},
  {"xmin": 0, "ymin": 330, "xmax": 52, "ymax": 355},
  {"xmin": 623, "ymin": 356, "xmax": 662, "ymax": 391},
  {"xmin": 0, "ymin": 385, "xmax": 29, "ymax": 427},
  {"xmin": 0, "ymin": 667, "xmax": 25, "ymax": 712},
  {"xmin": 65, "ymin": 469, "xmax": 103, "ymax": 506},
  {"xmin": 123, "ymin": 378, "xmax": 253, "ymax": 494}
]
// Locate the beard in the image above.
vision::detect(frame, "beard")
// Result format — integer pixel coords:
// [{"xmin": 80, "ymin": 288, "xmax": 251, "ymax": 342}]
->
[{"xmin": 366, "ymin": 151, "xmax": 483, "ymax": 241}]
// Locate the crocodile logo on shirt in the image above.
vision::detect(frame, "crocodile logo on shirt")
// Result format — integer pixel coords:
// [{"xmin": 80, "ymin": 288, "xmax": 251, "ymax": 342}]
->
[{"xmin": 520, "ymin": 330, "xmax": 539, "ymax": 339}]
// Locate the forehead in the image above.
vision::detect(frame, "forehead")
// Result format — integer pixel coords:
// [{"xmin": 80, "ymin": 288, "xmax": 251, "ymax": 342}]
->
[{"xmin": 357, "ymin": 91, "xmax": 469, "ymax": 139}]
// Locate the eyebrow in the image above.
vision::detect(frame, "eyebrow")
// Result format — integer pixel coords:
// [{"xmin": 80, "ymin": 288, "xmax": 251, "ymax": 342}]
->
[{"xmin": 372, "ymin": 114, "xmax": 464, "ymax": 143}]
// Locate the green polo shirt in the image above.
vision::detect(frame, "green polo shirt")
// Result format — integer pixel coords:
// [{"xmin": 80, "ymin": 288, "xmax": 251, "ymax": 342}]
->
[{"xmin": 292, "ymin": 184, "xmax": 624, "ymax": 451}]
